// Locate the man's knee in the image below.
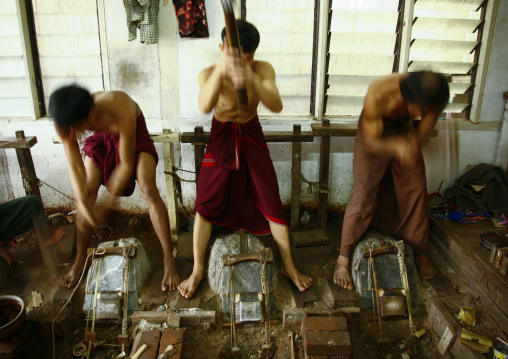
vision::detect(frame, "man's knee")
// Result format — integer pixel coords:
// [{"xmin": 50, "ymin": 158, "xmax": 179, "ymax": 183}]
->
[{"xmin": 139, "ymin": 182, "xmax": 160, "ymax": 203}]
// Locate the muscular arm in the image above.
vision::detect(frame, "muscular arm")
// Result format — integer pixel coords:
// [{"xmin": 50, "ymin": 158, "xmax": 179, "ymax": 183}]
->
[
  {"xmin": 362, "ymin": 92, "xmax": 388, "ymax": 154},
  {"xmin": 414, "ymin": 111, "xmax": 439, "ymax": 147},
  {"xmin": 57, "ymin": 126, "xmax": 98, "ymax": 226},
  {"xmin": 251, "ymin": 62, "xmax": 283, "ymax": 112},
  {"xmin": 198, "ymin": 66, "xmax": 223, "ymax": 113},
  {"xmin": 105, "ymin": 107, "xmax": 137, "ymax": 197},
  {"xmin": 362, "ymin": 91, "xmax": 417, "ymax": 164}
]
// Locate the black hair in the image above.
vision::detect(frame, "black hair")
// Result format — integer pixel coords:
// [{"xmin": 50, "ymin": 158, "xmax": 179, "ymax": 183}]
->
[
  {"xmin": 48, "ymin": 84, "xmax": 94, "ymax": 129},
  {"xmin": 221, "ymin": 20, "xmax": 260, "ymax": 53},
  {"xmin": 400, "ymin": 71, "xmax": 450, "ymax": 112}
]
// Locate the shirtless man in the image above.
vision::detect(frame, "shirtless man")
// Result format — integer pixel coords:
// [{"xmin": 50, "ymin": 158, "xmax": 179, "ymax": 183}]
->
[
  {"xmin": 49, "ymin": 86, "xmax": 179, "ymax": 291},
  {"xmin": 333, "ymin": 71, "xmax": 450, "ymax": 290},
  {"xmin": 177, "ymin": 20, "xmax": 312, "ymax": 299}
]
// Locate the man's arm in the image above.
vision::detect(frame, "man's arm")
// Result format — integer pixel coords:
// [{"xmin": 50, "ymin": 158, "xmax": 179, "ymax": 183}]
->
[
  {"xmin": 198, "ymin": 66, "xmax": 223, "ymax": 113},
  {"xmin": 414, "ymin": 111, "xmax": 439, "ymax": 147},
  {"xmin": 57, "ymin": 126, "xmax": 98, "ymax": 226},
  {"xmin": 250, "ymin": 62, "xmax": 283, "ymax": 112},
  {"xmin": 105, "ymin": 107, "xmax": 136, "ymax": 197},
  {"xmin": 362, "ymin": 93, "xmax": 418, "ymax": 165}
]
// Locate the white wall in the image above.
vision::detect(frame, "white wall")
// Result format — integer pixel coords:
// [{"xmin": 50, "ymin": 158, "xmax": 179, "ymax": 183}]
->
[{"xmin": 0, "ymin": 0, "xmax": 506, "ymax": 215}]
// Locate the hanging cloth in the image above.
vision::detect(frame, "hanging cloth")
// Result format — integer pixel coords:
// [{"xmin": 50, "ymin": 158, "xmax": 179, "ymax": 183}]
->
[
  {"xmin": 173, "ymin": 0, "xmax": 209, "ymax": 38},
  {"xmin": 123, "ymin": 0, "xmax": 160, "ymax": 44}
]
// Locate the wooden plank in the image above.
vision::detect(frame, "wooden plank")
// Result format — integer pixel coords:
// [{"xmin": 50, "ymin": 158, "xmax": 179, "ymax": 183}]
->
[
  {"xmin": 162, "ymin": 130, "xmax": 179, "ymax": 243},
  {"xmin": 291, "ymin": 229, "xmax": 329, "ymax": 248},
  {"xmin": 181, "ymin": 131, "xmax": 314, "ymax": 144},
  {"xmin": 14, "ymin": 132, "xmax": 42, "ymax": 204},
  {"xmin": 426, "ymin": 265, "xmax": 458, "ymax": 297},
  {"xmin": 290, "ymin": 124, "xmax": 302, "ymax": 231},
  {"xmin": 430, "ymin": 218, "xmax": 508, "ymax": 333},
  {"xmin": 322, "ymin": 264, "xmax": 358, "ymax": 307},
  {"xmin": 150, "ymin": 132, "xmax": 181, "ymax": 143},
  {"xmin": 0, "ymin": 136, "xmax": 37, "ymax": 149},
  {"xmin": 193, "ymin": 126, "xmax": 205, "ymax": 183},
  {"xmin": 311, "ymin": 122, "xmax": 438, "ymax": 137},
  {"xmin": 289, "ymin": 282, "xmax": 317, "ymax": 308},
  {"xmin": 317, "ymin": 120, "xmax": 330, "ymax": 230}
]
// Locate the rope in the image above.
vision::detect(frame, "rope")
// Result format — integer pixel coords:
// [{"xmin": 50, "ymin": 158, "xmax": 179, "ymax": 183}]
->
[
  {"xmin": 38, "ymin": 178, "xmax": 74, "ymax": 200},
  {"xmin": 53, "ymin": 251, "xmax": 94, "ymax": 359}
]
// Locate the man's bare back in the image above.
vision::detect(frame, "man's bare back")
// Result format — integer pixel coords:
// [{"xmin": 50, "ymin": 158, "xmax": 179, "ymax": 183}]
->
[
  {"xmin": 333, "ymin": 71, "xmax": 450, "ymax": 291},
  {"xmin": 49, "ymin": 86, "xmax": 180, "ymax": 292}
]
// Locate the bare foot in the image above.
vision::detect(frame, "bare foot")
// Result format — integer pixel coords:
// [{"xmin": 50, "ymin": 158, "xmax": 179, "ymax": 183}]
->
[
  {"xmin": 415, "ymin": 254, "xmax": 437, "ymax": 280},
  {"xmin": 333, "ymin": 255, "xmax": 354, "ymax": 290},
  {"xmin": 177, "ymin": 271, "xmax": 204, "ymax": 299},
  {"xmin": 0, "ymin": 246, "xmax": 16, "ymax": 267},
  {"xmin": 281, "ymin": 265, "xmax": 312, "ymax": 292},
  {"xmin": 161, "ymin": 256, "xmax": 180, "ymax": 291},
  {"xmin": 61, "ymin": 258, "xmax": 86, "ymax": 288}
]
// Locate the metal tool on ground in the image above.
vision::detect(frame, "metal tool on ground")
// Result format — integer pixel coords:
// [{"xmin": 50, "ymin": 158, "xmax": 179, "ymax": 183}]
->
[
  {"xmin": 366, "ymin": 247, "xmax": 388, "ymax": 343},
  {"xmin": 395, "ymin": 240, "xmax": 414, "ymax": 332},
  {"xmin": 223, "ymin": 248, "xmax": 273, "ymax": 358},
  {"xmin": 220, "ymin": 0, "xmax": 248, "ymax": 107}
]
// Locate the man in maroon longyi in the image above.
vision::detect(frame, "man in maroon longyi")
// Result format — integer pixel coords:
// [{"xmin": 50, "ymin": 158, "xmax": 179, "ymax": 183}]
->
[{"xmin": 177, "ymin": 20, "xmax": 312, "ymax": 299}]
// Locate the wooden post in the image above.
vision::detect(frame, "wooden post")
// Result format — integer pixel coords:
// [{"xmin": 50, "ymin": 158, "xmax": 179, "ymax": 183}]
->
[
  {"xmin": 194, "ymin": 126, "xmax": 205, "ymax": 185},
  {"xmin": 290, "ymin": 125, "xmax": 302, "ymax": 232},
  {"xmin": 14, "ymin": 130, "xmax": 42, "ymax": 205},
  {"xmin": 318, "ymin": 120, "xmax": 330, "ymax": 230},
  {"xmin": 163, "ymin": 129, "xmax": 179, "ymax": 243}
]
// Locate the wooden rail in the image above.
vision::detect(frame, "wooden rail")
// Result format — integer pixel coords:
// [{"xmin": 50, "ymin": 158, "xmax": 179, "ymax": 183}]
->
[
  {"xmin": 311, "ymin": 120, "xmax": 438, "ymax": 230},
  {"xmin": 0, "ymin": 130, "xmax": 42, "ymax": 205},
  {"xmin": 183, "ymin": 125, "xmax": 314, "ymax": 232}
]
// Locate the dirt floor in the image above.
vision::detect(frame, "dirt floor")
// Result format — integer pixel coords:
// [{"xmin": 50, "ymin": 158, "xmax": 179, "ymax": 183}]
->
[{"xmin": 0, "ymin": 209, "xmax": 504, "ymax": 358}]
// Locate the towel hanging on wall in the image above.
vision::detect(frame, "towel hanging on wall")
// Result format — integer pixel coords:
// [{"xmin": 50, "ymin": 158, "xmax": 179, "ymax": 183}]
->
[
  {"xmin": 173, "ymin": 0, "xmax": 209, "ymax": 38},
  {"xmin": 123, "ymin": 0, "xmax": 160, "ymax": 44}
]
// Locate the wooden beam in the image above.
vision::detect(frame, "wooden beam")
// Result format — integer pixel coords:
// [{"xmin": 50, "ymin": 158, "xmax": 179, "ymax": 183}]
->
[
  {"xmin": 318, "ymin": 120, "xmax": 330, "ymax": 230},
  {"xmin": 290, "ymin": 125, "xmax": 302, "ymax": 231},
  {"xmin": 14, "ymin": 131, "xmax": 42, "ymax": 204},
  {"xmin": 194, "ymin": 126, "xmax": 205, "ymax": 184},
  {"xmin": 0, "ymin": 136, "xmax": 37, "ymax": 149},
  {"xmin": 163, "ymin": 129, "xmax": 179, "ymax": 243},
  {"xmin": 311, "ymin": 122, "xmax": 438, "ymax": 137},
  {"xmin": 181, "ymin": 131, "xmax": 314, "ymax": 144}
]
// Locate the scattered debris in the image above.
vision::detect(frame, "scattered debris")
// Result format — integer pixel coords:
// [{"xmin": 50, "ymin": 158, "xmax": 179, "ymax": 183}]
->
[
  {"xmin": 131, "ymin": 344, "xmax": 148, "ymax": 359},
  {"xmin": 458, "ymin": 306, "xmax": 476, "ymax": 326},
  {"xmin": 27, "ymin": 291, "xmax": 43, "ymax": 312},
  {"xmin": 460, "ymin": 329, "xmax": 492, "ymax": 353},
  {"xmin": 414, "ymin": 328, "xmax": 427, "ymax": 338}
]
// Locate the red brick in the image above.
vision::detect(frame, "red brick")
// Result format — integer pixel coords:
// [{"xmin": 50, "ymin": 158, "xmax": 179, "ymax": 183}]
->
[
  {"xmin": 302, "ymin": 316, "xmax": 348, "ymax": 333},
  {"xmin": 130, "ymin": 329, "xmax": 161, "ymax": 359},
  {"xmin": 304, "ymin": 331, "xmax": 351, "ymax": 356},
  {"xmin": 159, "ymin": 328, "xmax": 184, "ymax": 359}
]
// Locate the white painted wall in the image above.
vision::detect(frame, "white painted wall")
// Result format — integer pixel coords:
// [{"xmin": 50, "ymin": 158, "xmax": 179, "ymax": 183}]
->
[{"xmin": 0, "ymin": 1, "xmax": 506, "ymax": 217}]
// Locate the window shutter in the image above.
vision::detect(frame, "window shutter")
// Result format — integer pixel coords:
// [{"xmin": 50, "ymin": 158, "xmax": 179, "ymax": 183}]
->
[
  {"xmin": 32, "ymin": 0, "xmax": 104, "ymax": 111},
  {"xmin": 324, "ymin": 0, "xmax": 401, "ymax": 117},
  {"xmin": 0, "ymin": 0, "xmax": 32, "ymax": 117},
  {"xmin": 409, "ymin": 0, "xmax": 486, "ymax": 118},
  {"xmin": 246, "ymin": 0, "xmax": 315, "ymax": 116}
]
